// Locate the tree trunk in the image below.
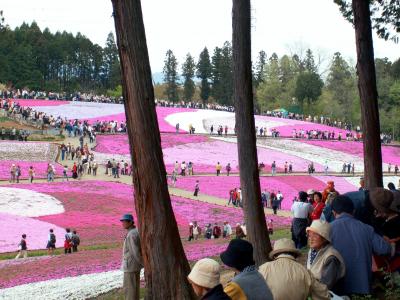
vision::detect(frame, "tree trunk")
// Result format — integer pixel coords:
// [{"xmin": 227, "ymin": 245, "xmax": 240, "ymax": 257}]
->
[
  {"xmin": 352, "ymin": 0, "xmax": 383, "ymax": 188},
  {"xmin": 232, "ymin": 0, "xmax": 272, "ymax": 265},
  {"xmin": 111, "ymin": 1, "xmax": 196, "ymax": 299}
]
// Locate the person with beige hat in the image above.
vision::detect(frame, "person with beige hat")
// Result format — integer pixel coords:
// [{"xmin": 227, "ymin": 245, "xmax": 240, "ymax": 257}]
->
[
  {"xmin": 306, "ymin": 220, "xmax": 345, "ymax": 290},
  {"xmin": 187, "ymin": 258, "xmax": 230, "ymax": 300},
  {"xmin": 259, "ymin": 238, "xmax": 330, "ymax": 300}
]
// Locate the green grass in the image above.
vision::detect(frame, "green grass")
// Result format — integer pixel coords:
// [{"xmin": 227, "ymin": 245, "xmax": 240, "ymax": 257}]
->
[
  {"xmin": 0, "ymin": 243, "xmax": 120, "ymax": 260},
  {"xmin": 0, "ymin": 116, "xmax": 11, "ymax": 123}
]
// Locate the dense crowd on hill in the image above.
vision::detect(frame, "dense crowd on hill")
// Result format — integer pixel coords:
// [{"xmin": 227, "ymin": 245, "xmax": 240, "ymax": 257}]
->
[{"xmin": 0, "ymin": 94, "xmax": 395, "ymax": 143}]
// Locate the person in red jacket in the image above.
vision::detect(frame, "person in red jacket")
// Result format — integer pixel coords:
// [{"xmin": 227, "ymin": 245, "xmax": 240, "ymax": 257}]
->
[
  {"xmin": 212, "ymin": 223, "xmax": 222, "ymax": 239},
  {"xmin": 310, "ymin": 192, "xmax": 325, "ymax": 221}
]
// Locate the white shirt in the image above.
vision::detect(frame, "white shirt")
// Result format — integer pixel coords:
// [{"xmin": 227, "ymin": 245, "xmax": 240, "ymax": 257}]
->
[{"xmin": 291, "ymin": 202, "xmax": 313, "ymax": 219}]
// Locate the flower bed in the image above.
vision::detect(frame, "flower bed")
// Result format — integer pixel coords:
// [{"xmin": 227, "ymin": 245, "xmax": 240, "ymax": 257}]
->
[
  {"xmin": 0, "ymin": 238, "xmax": 231, "ymax": 289},
  {"xmin": 174, "ymin": 175, "xmax": 329, "ymax": 210},
  {"xmin": 302, "ymin": 140, "xmax": 400, "ymax": 166},
  {"xmin": 0, "ymin": 161, "xmax": 62, "ymax": 180},
  {"xmin": 1, "ymin": 181, "xmax": 291, "ymax": 254},
  {"xmin": 94, "ymin": 133, "xmax": 208, "ymax": 155}
]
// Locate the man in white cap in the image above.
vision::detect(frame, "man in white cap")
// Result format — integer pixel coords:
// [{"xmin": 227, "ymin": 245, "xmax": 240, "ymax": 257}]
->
[
  {"xmin": 120, "ymin": 214, "xmax": 143, "ymax": 300},
  {"xmin": 187, "ymin": 258, "xmax": 230, "ymax": 299},
  {"xmin": 306, "ymin": 220, "xmax": 346, "ymax": 291},
  {"xmin": 259, "ymin": 238, "xmax": 330, "ymax": 300}
]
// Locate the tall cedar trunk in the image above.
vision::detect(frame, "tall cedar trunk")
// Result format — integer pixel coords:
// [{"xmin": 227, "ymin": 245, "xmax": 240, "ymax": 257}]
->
[
  {"xmin": 111, "ymin": 1, "xmax": 196, "ymax": 299},
  {"xmin": 232, "ymin": 0, "xmax": 272, "ymax": 265},
  {"xmin": 352, "ymin": 0, "xmax": 383, "ymax": 188}
]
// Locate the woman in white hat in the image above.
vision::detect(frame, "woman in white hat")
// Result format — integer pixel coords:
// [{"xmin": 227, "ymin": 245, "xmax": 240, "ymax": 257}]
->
[
  {"xmin": 306, "ymin": 220, "xmax": 346, "ymax": 291},
  {"xmin": 187, "ymin": 258, "xmax": 230, "ymax": 300}
]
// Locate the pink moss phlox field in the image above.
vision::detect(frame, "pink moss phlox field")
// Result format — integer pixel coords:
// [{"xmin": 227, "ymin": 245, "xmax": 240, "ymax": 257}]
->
[
  {"xmin": 74, "ymin": 107, "xmax": 196, "ymax": 132},
  {"xmin": 14, "ymin": 99, "xmax": 70, "ymax": 107},
  {"xmin": 3, "ymin": 181, "xmax": 290, "ymax": 251},
  {"xmin": 0, "ymin": 213, "xmax": 66, "ymax": 253},
  {"xmin": 0, "ymin": 239, "xmax": 230, "ymax": 288},
  {"xmin": 95, "ymin": 133, "xmax": 208, "ymax": 155},
  {"xmin": 162, "ymin": 140, "xmax": 321, "ymax": 173},
  {"xmin": 0, "ymin": 161, "xmax": 62, "ymax": 180},
  {"xmin": 174, "ymin": 176, "xmax": 339, "ymax": 210},
  {"xmin": 302, "ymin": 140, "xmax": 400, "ymax": 165}
]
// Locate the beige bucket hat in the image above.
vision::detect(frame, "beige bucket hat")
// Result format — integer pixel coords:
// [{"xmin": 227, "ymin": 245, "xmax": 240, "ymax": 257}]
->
[
  {"xmin": 269, "ymin": 238, "xmax": 301, "ymax": 259},
  {"xmin": 306, "ymin": 220, "xmax": 331, "ymax": 242},
  {"xmin": 188, "ymin": 258, "xmax": 220, "ymax": 289}
]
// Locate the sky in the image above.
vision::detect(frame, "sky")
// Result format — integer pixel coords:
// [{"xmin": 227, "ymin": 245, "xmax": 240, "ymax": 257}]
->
[{"xmin": 1, "ymin": 0, "xmax": 399, "ymax": 73}]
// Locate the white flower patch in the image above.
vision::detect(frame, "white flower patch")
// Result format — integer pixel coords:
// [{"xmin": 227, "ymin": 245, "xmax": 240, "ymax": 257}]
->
[
  {"xmin": 91, "ymin": 152, "xmax": 131, "ymax": 165},
  {"xmin": 0, "ymin": 187, "xmax": 64, "ymax": 217},
  {"xmin": 37, "ymin": 102, "xmax": 125, "ymax": 120},
  {"xmin": 0, "ymin": 269, "xmax": 145, "ymax": 300},
  {"xmin": 164, "ymin": 110, "xmax": 290, "ymax": 134},
  {"xmin": 0, "ymin": 141, "xmax": 58, "ymax": 162},
  {"xmin": 344, "ymin": 176, "xmax": 400, "ymax": 189},
  {"xmin": 214, "ymin": 137, "xmax": 389, "ymax": 173}
]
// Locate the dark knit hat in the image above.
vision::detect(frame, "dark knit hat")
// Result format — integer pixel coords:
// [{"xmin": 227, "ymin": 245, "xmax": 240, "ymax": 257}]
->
[
  {"xmin": 298, "ymin": 191, "xmax": 308, "ymax": 202},
  {"xmin": 220, "ymin": 239, "xmax": 254, "ymax": 271}
]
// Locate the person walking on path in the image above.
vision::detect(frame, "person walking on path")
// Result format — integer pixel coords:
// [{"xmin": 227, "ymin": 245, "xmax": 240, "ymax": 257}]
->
[
  {"xmin": 15, "ymin": 234, "xmax": 28, "ymax": 259},
  {"xmin": 271, "ymin": 161, "xmax": 276, "ymax": 176},
  {"xmin": 47, "ymin": 229, "xmax": 56, "ymax": 255},
  {"xmin": 226, "ymin": 163, "xmax": 231, "ymax": 176},
  {"xmin": 28, "ymin": 166, "xmax": 35, "ymax": 183},
  {"xmin": 10, "ymin": 164, "xmax": 16, "ymax": 183},
  {"xmin": 64, "ymin": 228, "xmax": 73, "ymax": 254},
  {"xmin": 71, "ymin": 230, "xmax": 80, "ymax": 252},
  {"xmin": 216, "ymin": 162, "xmax": 222, "ymax": 176},
  {"xmin": 120, "ymin": 214, "xmax": 143, "ymax": 300},
  {"xmin": 194, "ymin": 180, "xmax": 200, "ymax": 197},
  {"xmin": 15, "ymin": 165, "xmax": 21, "ymax": 183}
]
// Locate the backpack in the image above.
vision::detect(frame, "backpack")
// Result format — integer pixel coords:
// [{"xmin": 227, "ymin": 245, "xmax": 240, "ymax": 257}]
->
[{"xmin": 50, "ymin": 233, "xmax": 56, "ymax": 244}]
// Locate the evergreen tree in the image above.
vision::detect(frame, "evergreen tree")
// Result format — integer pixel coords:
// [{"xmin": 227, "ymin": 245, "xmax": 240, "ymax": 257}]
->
[
  {"xmin": 220, "ymin": 41, "xmax": 233, "ymax": 105},
  {"xmin": 294, "ymin": 72, "xmax": 323, "ymax": 109},
  {"xmin": 196, "ymin": 47, "xmax": 212, "ymax": 105},
  {"xmin": 181, "ymin": 53, "xmax": 196, "ymax": 101},
  {"xmin": 103, "ymin": 32, "xmax": 120, "ymax": 89},
  {"xmin": 304, "ymin": 49, "xmax": 317, "ymax": 73},
  {"xmin": 211, "ymin": 46, "xmax": 223, "ymax": 102},
  {"xmin": 326, "ymin": 52, "xmax": 356, "ymax": 120},
  {"xmin": 163, "ymin": 49, "xmax": 179, "ymax": 102},
  {"xmin": 254, "ymin": 50, "xmax": 267, "ymax": 88}
]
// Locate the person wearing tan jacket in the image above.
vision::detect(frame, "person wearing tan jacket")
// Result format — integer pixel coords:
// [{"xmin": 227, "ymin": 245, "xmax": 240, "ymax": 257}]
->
[
  {"xmin": 120, "ymin": 214, "xmax": 143, "ymax": 300},
  {"xmin": 259, "ymin": 238, "xmax": 330, "ymax": 300},
  {"xmin": 306, "ymin": 220, "xmax": 346, "ymax": 291}
]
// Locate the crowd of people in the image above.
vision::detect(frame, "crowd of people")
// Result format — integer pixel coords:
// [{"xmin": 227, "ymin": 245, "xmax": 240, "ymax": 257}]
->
[
  {"xmin": 15, "ymin": 228, "xmax": 81, "ymax": 259},
  {"xmin": 121, "ymin": 181, "xmax": 400, "ymax": 299}
]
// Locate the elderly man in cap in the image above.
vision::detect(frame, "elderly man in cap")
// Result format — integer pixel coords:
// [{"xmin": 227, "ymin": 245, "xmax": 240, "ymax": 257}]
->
[
  {"xmin": 330, "ymin": 195, "xmax": 392, "ymax": 296},
  {"xmin": 120, "ymin": 214, "xmax": 143, "ymax": 300},
  {"xmin": 306, "ymin": 220, "xmax": 345, "ymax": 290},
  {"xmin": 220, "ymin": 239, "xmax": 273, "ymax": 300},
  {"xmin": 187, "ymin": 258, "xmax": 230, "ymax": 299},
  {"xmin": 259, "ymin": 238, "xmax": 330, "ymax": 300}
]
